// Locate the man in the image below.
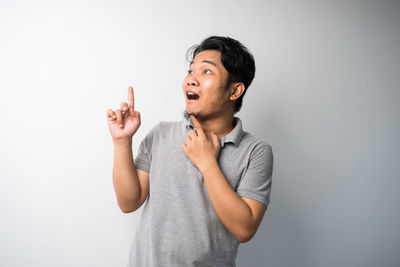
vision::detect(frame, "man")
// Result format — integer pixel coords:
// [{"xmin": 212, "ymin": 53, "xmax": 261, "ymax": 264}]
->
[{"xmin": 107, "ymin": 36, "xmax": 273, "ymax": 267}]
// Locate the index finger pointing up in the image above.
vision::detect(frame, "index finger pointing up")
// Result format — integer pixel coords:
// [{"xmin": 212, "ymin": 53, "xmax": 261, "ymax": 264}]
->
[{"xmin": 128, "ymin": 86, "xmax": 134, "ymax": 109}]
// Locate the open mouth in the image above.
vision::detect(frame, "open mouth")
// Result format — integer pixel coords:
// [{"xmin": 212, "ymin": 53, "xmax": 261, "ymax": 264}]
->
[{"xmin": 187, "ymin": 91, "xmax": 200, "ymax": 100}]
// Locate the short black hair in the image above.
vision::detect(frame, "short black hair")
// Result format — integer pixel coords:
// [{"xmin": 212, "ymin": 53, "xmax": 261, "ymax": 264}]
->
[{"xmin": 186, "ymin": 36, "xmax": 256, "ymax": 113}]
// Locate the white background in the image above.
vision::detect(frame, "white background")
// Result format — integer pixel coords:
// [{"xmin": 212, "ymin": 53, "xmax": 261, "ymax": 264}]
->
[{"xmin": 1, "ymin": 0, "xmax": 399, "ymax": 266}]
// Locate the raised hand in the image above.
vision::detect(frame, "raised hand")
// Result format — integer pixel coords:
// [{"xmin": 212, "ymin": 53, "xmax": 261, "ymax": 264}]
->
[{"xmin": 107, "ymin": 86, "xmax": 141, "ymax": 140}]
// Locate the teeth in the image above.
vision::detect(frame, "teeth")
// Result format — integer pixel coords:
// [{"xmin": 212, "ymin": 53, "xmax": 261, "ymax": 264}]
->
[{"xmin": 187, "ymin": 91, "xmax": 199, "ymax": 100}]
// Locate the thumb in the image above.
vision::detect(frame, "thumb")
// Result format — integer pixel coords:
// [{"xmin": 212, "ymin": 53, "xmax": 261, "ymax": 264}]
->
[{"xmin": 211, "ymin": 132, "xmax": 220, "ymax": 149}]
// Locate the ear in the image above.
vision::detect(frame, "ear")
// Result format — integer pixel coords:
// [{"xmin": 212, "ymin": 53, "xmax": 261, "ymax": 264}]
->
[{"xmin": 229, "ymin": 83, "xmax": 245, "ymax": 101}]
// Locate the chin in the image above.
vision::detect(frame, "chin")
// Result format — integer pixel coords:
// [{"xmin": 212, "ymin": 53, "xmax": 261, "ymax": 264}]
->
[
  {"xmin": 185, "ymin": 107, "xmax": 198, "ymax": 116},
  {"xmin": 183, "ymin": 109, "xmax": 200, "ymax": 119}
]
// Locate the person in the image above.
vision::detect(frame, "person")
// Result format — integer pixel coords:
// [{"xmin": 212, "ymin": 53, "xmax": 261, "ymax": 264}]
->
[{"xmin": 106, "ymin": 36, "xmax": 273, "ymax": 267}]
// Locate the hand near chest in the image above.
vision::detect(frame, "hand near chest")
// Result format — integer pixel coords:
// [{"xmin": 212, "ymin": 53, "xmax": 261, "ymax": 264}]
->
[{"xmin": 181, "ymin": 115, "xmax": 221, "ymax": 172}]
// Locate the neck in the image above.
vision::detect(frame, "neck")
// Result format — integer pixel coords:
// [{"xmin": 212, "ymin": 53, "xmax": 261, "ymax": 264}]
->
[{"xmin": 185, "ymin": 111, "xmax": 236, "ymax": 139}]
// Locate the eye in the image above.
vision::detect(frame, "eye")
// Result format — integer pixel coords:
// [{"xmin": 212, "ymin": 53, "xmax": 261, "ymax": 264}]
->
[
  {"xmin": 187, "ymin": 69, "xmax": 194, "ymax": 74},
  {"xmin": 204, "ymin": 69, "xmax": 212, "ymax": 74}
]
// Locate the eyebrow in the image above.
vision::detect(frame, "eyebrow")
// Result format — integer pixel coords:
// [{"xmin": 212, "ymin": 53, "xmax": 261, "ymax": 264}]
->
[{"xmin": 189, "ymin": 60, "xmax": 218, "ymax": 67}]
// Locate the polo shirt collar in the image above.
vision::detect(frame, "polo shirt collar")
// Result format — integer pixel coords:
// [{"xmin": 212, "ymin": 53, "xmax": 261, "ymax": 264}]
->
[{"xmin": 184, "ymin": 116, "xmax": 245, "ymax": 148}]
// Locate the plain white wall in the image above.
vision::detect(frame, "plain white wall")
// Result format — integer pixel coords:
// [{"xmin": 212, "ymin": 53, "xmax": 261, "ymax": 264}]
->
[{"xmin": 1, "ymin": 0, "xmax": 399, "ymax": 266}]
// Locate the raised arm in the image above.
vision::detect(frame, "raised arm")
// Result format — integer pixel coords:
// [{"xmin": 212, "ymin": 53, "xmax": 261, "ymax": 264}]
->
[{"xmin": 107, "ymin": 86, "xmax": 149, "ymax": 213}]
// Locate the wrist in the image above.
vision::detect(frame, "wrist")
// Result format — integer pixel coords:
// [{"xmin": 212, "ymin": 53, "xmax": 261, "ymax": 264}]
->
[
  {"xmin": 199, "ymin": 157, "xmax": 219, "ymax": 174},
  {"xmin": 113, "ymin": 137, "xmax": 132, "ymax": 146}
]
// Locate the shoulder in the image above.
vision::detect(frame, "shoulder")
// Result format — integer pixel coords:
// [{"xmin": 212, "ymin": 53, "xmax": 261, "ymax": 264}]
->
[
  {"xmin": 145, "ymin": 120, "xmax": 185, "ymax": 141},
  {"xmin": 240, "ymin": 132, "xmax": 273, "ymax": 175},
  {"xmin": 157, "ymin": 120, "xmax": 184, "ymax": 131},
  {"xmin": 241, "ymin": 131, "xmax": 273, "ymax": 156},
  {"xmin": 155, "ymin": 120, "xmax": 185, "ymax": 136}
]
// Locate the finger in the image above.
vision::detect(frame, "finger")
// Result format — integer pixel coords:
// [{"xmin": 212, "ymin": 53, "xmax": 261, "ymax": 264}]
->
[
  {"xmin": 131, "ymin": 111, "xmax": 141, "ymax": 125},
  {"xmin": 107, "ymin": 109, "xmax": 116, "ymax": 120},
  {"xmin": 128, "ymin": 86, "xmax": 134, "ymax": 110},
  {"xmin": 211, "ymin": 132, "xmax": 220, "ymax": 148},
  {"xmin": 120, "ymin": 102, "xmax": 129, "ymax": 118},
  {"xmin": 190, "ymin": 115, "xmax": 205, "ymax": 137},
  {"xmin": 189, "ymin": 129, "xmax": 198, "ymax": 138},
  {"xmin": 133, "ymin": 111, "xmax": 141, "ymax": 119},
  {"xmin": 185, "ymin": 135, "xmax": 192, "ymax": 144},
  {"xmin": 115, "ymin": 109, "xmax": 124, "ymax": 127},
  {"xmin": 120, "ymin": 102, "xmax": 129, "ymax": 112}
]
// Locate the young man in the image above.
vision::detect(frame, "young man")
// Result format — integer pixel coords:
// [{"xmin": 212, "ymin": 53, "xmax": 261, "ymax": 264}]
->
[{"xmin": 107, "ymin": 36, "xmax": 273, "ymax": 267}]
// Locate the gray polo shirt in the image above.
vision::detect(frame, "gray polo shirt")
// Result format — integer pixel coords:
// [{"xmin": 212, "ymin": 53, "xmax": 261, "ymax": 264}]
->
[{"xmin": 127, "ymin": 117, "xmax": 273, "ymax": 267}]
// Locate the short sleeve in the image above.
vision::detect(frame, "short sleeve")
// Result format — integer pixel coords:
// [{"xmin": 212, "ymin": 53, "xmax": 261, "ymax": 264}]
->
[
  {"xmin": 236, "ymin": 143, "xmax": 273, "ymax": 208},
  {"xmin": 134, "ymin": 124, "xmax": 158, "ymax": 173}
]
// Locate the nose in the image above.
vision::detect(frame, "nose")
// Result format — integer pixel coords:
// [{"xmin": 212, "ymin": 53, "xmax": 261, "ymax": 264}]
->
[{"xmin": 185, "ymin": 76, "xmax": 199, "ymax": 87}]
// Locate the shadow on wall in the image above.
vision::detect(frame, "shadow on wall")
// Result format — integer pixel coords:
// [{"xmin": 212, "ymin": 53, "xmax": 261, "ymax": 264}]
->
[
  {"xmin": 236, "ymin": 101, "xmax": 313, "ymax": 267},
  {"xmin": 237, "ymin": 204, "xmax": 312, "ymax": 267}
]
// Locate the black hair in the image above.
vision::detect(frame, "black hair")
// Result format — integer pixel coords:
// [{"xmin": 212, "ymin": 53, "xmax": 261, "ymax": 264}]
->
[{"xmin": 186, "ymin": 36, "xmax": 256, "ymax": 113}]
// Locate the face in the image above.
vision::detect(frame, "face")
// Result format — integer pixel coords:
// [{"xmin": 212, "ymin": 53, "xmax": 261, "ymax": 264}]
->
[{"xmin": 182, "ymin": 50, "xmax": 234, "ymax": 120}]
